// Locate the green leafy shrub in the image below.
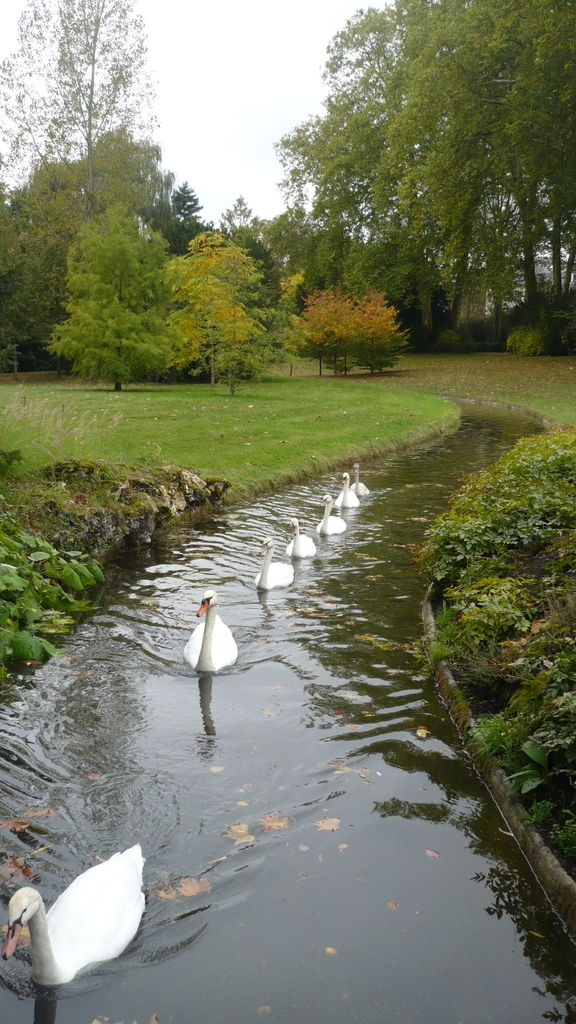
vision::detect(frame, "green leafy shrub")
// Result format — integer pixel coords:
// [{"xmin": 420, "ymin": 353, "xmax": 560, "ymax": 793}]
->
[
  {"xmin": 0, "ymin": 520, "xmax": 104, "ymax": 676},
  {"xmin": 551, "ymin": 818, "xmax": 576, "ymax": 859},
  {"xmin": 506, "ymin": 326, "xmax": 547, "ymax": 355},
  {"xmin": 446, "ymin": 576, "xmax": 533, "ymax": 650}
]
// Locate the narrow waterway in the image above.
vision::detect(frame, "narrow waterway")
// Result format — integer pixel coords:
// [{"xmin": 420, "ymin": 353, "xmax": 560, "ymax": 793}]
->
[{"xmin": 1, "ymin": 405, "xmax": 575, "ymax": 1024}]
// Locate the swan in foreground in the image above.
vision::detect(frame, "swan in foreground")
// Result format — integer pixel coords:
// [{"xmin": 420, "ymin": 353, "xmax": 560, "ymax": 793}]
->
[
  {"xmin": 286, "ymin": 517, "xmax": 316, "ymax": 559},
  {"xmin": 255, "ymin": 537, "xmax": 294, "ymax": 590},
  {"xmin": 334, "ymin": 472, "xmax": 360, "ymax": 509},
  {"xmin": 184, "ymin": 589, "xmax": 238, "ymax": 673},
  {"xmin": 1, "ymin": 844, "xmax": 145, "ymax": 986},
  {"xmin": 350, "ymin": 462, "xmax": 370, "ymax": 496},
  {"xmin": 316, "ymin": 495, "xmax": 347, "ymax": 535}
]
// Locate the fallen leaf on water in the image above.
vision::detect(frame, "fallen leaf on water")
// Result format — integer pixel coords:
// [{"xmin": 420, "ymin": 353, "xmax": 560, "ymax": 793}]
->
[
  {"xmin": 355, "ymin": 768, "xmax": 372, "ymax": 779},
  {"xmin": 157, "ymin": 884, "xmax": 177, "ymax": 900},
  {"xmin": 237, "ymin": 800, "xmax": 249, "ymax": 807},
  {"xmin": 416, "ymin": 727, "xmax": 430, "ymax": 738},
  {"xmin": 299, "ymin": 845, "xmax": 309, "ymax": 852},
  {"xmin": 30, "ymin": 845, "xmax": 51, "ymax": 855},
  {"xmin": 147, "ymin": 1016, "xmax": 159, "ymax": 1024},
  {"xmin": 257, "ymin": 1008, "xmax": 272, "ymax": 1016},
  {"xmin": 345, "ymin": 724, "xmax": 361, "ymax": 731},
  {"xmin": 313, "ymin": 818, "xmax": 340, "ymax": 831},
  {"xmin": 236, "ymin": 784, "xmax": 252, "ymax": 792},
  {"xmin": 528, "ymin": 930, "xmax": 545, "ymax": 938},
  {"xmin": 318, "ymin": 853, "xmax": 323, "ymax": 862},
  {"xmin": 225, "ymin": 823, "xmax": 255, "ymax": 845},
  {"xmin": 330, "ymin": 760, "xmax": 351, "ymax": 774},
  {"xmin": 1, "ymin": 924, "xmax": 30, "ymax": 947},
  {"xmin": 325, "ymin": 947, "xmax": 338, "ymax": 955},
  {"xmin": 86, "ymin": 773, "xmax": 105, "ymax": 781},
  {"xmin": 24, "ymin": 808, "xmax": 57, "ymax": 819},
  {"xmin": 387, "ymin": 901, "xmax": 400, "ymax": 910},
  {"xmin": 259, "ymin": 813, "xmax": 293, "ymax": 831},
  {"xmin": 261, "ymin": 709, "xmax": 278, "ymax": 717},
  {"xmin": 209, "ymin": 766, "xmax": 225, "ymax": 773},
  {"xmin": 178, "ymin": 877, "xmax": 211, "ymax": 897},
  {"xmin": 425, "ymin": 849, "xmax": 439, "ymax": 858},
  {"xmin": 0, "ymin": 857, "xmax": 34, "ymax": 882},
  {"xmin": 338, "ymin": 844, "xmax": 348, "ymax": 852},
  {"xmin": 0, "ymin": 819, "xmax": 31, "ymax": 832}
]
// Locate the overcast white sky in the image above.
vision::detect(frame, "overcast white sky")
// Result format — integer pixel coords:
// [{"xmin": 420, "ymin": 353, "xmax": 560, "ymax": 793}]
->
[{"xmin": 1, "ymin": 0, "xmax": 368, "ymax": 225}]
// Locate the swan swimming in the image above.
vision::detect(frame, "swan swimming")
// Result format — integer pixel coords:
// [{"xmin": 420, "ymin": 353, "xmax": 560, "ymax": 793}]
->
[
  {"xmin": 255, "ymin": 537, "xmax": 295, "ymax": 590},
  {"xmin": 184, "ymin": 589, "xmax": 238, "ymax": 673},
  {"xmin": 334, "ymin": 471, "xmax": 360, "ymax": 509},
  {"xmin": 286, "ymin": 517, "xmax": 317, "ymax": 559},
  {"xmin": 350, "ymin": 462, "xmax": 370, "ymax": 496},
  {"xmin": 316, "ymin": 495, "xmax": 347, "ymax": 535},
  {"xmin": 1, "ymin": 844, "xmax": 145, "ymax": 986}
]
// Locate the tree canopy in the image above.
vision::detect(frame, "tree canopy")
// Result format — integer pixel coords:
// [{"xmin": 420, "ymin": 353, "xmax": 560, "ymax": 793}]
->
[
  {"xmin": 50, "ymin": 208, "xmax": 176, "ymax": 389},
  {"xmin": 277, "ymin": 0, "xmax": 576, "ymax": 341},
  {"xmin": 169, "ymin": 232, "xmax": 270, "ymax": 395}
]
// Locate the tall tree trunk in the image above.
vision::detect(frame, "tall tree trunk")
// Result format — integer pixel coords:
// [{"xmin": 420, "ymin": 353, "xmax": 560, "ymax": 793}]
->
[
  {"xmin": 522, "ymin": 237, "xmax": 538, "ymax": 311},
  {"xmin": 319, "ymin": 355, "xmax": 322, "ymax": 376},
  {"xmin": 114, "ymin": 381, "xmax": 122, "ymax": 391},
  {"xmin": 419, "ymin": 288, "xmax": 433, "ymax": 333},
  {"xmin": 563, "ymin": 241, "xmax": 576, "ymax": 298},
  {"xmin": 552, "ymin": 215, "xmax": 562, "ymax": 305},
  {"xmin": 492, "ymin": 299, "xmax": 503, "ymax": 348}
]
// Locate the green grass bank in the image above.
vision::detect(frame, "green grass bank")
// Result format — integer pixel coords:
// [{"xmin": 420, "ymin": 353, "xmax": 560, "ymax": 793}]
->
[{"xmin": 0, "ymin": 375, "xmax": 458, "ymax": 500}]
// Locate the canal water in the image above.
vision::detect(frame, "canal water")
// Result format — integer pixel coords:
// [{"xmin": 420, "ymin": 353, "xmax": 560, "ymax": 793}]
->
[{"xmin": 1, "ymin": 405, "xmax": 575, "ymax": 1024}]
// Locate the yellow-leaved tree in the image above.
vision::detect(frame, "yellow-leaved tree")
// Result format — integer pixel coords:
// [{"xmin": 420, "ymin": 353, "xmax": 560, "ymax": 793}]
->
[{"xmin": 169, "ymin": 232, "xmax": 270, "ymax": 395}]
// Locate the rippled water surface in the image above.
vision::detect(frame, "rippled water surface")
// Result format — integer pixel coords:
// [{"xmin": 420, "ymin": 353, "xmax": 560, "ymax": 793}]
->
[{"xmin": 1, "ymin": 406, "xmax": 575, "ymax": 1024}]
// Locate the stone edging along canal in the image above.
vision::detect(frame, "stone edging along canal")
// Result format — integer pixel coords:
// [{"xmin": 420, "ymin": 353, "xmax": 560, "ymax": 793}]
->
[{"xmin": 422, "ymin": 589, "xmax": 576, "ymax": 941}]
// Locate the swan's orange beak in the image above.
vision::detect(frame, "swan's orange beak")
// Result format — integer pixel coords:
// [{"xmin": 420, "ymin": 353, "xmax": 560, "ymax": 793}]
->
[
  {"xmin": 196, "ymin": 599, "xmax": 209, "ymax": 618},
  {"xmin": 1, "ymin": 921, "xmax": 22, "ymax": 960}
]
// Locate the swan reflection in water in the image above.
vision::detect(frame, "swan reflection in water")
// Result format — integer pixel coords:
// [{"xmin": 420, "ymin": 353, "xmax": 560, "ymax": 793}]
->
[
  {"xmin": 34, "ymin": 992, "xmax": 57, "ymax": 1024},
  {"xmin": 197, "ymin": 674, "xmax": 216, "ymax": 736}
]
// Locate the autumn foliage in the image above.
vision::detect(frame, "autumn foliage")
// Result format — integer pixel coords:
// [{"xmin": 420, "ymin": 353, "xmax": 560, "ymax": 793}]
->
[{"xmin": 301, "ymin": 288, "xmax": 407, "ymax": 374}]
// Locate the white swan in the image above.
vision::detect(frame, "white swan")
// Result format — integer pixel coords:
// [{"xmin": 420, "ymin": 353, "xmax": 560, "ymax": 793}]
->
[
  {"xmin": 1, "ymin": 844, "xmax": 145, "ymax": 986},
  {"xmin": 350, "ymin": 462, "xmax": 370, "ymax": 496},
  {"xmin": 184, "ymin": 589, "xmax": 238, "ymax": 673},
  {"xmin": 286, "ymin": 517, "xmax": 317, "ymax": 559},
  {"xmin": 255, "ymin": 537, "xmax": 294, "ymax": 590},
  {"xmin": 316, "ymin": 494, "xmax": 347, "ymax": 535},
  {"xmin": 333, "ymin": 472, "xmax": 360, "ymax": 509}
]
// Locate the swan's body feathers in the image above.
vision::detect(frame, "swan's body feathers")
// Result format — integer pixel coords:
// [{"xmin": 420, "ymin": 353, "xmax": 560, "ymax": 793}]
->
[
  {"xmin": 184, "ymin": 590, "xmax": 238, "ymax": 673},
  {"xmin": 2, "ymin": 844, "xmax": 145, "ymax": 985},
  {"xmin": 334, "ymin": 472, "xmax": 360, "ymax": 509},
  {"xmin": 256, "ymin": 538, "xmax": 294, "ymax": 590},
  {"xmin": 46, "ymin": 846, "xmax": 144, "ymax": 983},
  {"xmin": 286, "ymin": 535, "xmax": 316, "ymax": 558},
  {"xmin": 316, "ymin": 496, "xmax": 347, "ymax": 536}
]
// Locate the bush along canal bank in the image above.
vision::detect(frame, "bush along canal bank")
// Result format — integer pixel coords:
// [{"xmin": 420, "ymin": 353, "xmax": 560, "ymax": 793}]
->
[
  {"xmin": 420, "ymin": 426, "xmax": 576, "ymax": 936},
  {"xmin": 0, "ymin": 460, "xmax": 229, "ymax": 676}
]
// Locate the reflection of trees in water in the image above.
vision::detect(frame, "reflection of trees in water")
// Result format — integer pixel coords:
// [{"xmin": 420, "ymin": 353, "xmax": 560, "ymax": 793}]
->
[{"xmin": 470, "ymin": 864, "xmax": 576, "ymax": 1023}]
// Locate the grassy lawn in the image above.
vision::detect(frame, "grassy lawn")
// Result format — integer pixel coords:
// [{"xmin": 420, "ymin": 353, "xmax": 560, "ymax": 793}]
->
[
  {"xmin": 276, "ymin": 352, "xmax": 576, "ymax": 426},
  {"xmin": 0, "ymin": 376, "xmax": 457, "ymax": 496}
]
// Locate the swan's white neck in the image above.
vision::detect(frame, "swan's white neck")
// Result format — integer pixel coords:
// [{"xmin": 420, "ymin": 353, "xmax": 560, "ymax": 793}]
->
[
  {"xmin": 28, "ymin": 896, "xmax": 62, "ymax": 985},
  {"xmin": 342, "ymin": 476, "xmax": 350, "ymax": 497},
  {"xmin": 354, "ymin": 466, "xmax": 360, "ymax": 485},
  {"xmin": 292, "ymin": 528, "xmax": 304, "ymax": 557},
  {"xmin": 321, "ymin": 502, "xmax": 332, "ymax": 531},
  {"xmin": 259, "ymin": 545, "xmax": 274, "ymax": 588},
  {"xmin": 197, "ymin": 603, "xmax": 218, "ymax": 673}
]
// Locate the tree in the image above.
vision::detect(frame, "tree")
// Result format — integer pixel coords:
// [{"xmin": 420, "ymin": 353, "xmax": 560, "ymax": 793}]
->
[
  {"xmin": 50, "ymin": 207, "xmax": 176, "ymax": 390},
  {"xmin": 1, "ymin": 0, "xmax": 156, "ymax": 221},
  {"xmin": 161, "ymin": 182, "xmax": 211, "ymax": 256},
  {"xmin": 169, "ymin": 232, "xmax": 270, "ymax": 395},
  {"xmin": 301, "ymin": 288, "xmax": 406, "ymax": 375}
]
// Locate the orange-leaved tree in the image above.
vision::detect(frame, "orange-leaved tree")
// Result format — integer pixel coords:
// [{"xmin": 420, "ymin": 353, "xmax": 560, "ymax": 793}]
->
[
  {"xmin": 300, "ymin": 288, "xmax": 355, "ymax": 375},
  {"xmin": 301, "ymin": 288, "xmax": 406, "ymax": 375},
  {"xmin": 168, "ymin": 232, "xmax": 269, "ymax": 394},
  {"xmin": 352, "ymin": 290, "xmax": 408, "ymax": 373}
]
